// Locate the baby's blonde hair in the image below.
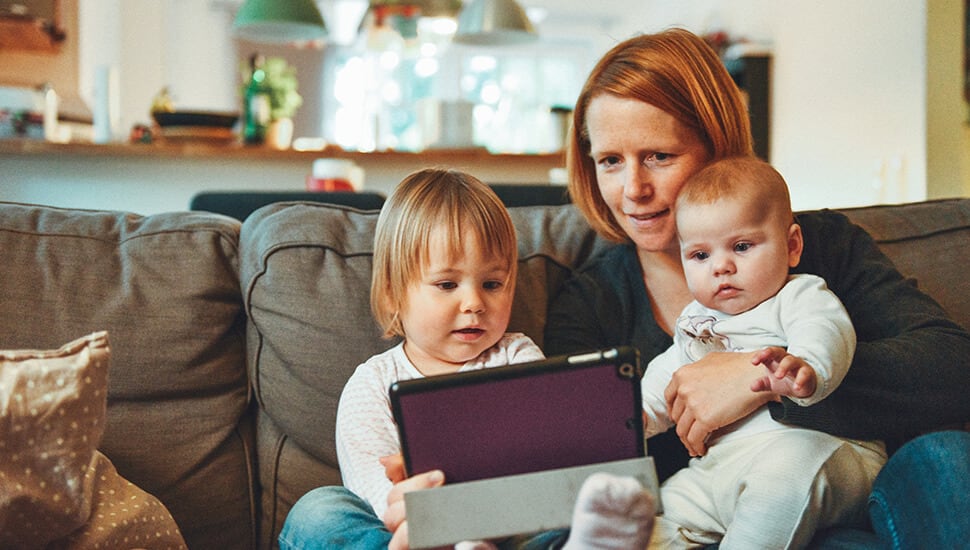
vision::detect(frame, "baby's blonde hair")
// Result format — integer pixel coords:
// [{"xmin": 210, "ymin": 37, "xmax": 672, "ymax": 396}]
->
[
  {"xmin": 676, "ymin": 156, "xmax": 794, "ymax": 230},
  {"xmin": 370, "ymin": 168, "xmax": 518, "ymax": 338}
]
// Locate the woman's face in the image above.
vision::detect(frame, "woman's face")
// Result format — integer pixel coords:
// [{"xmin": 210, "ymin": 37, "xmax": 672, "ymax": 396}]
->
[{"xmin": 586, "ymin": 95, "xmax": 711, "ymax": 254}]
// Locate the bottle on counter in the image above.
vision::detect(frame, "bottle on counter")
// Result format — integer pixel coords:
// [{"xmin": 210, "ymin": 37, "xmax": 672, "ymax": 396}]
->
[
  {"xmin": 242, "ymin": 54, "xmax": 270, "ymax": 145},
  {"xmin": 40, "ymin": 82, "xmax": 60, "ymax": 142}
]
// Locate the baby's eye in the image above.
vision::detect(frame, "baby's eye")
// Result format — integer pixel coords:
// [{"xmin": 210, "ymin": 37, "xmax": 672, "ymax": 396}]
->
[
  {"xmin": 734, "ymin": 242, "xmax": 753, "ymax": 253},
  {"xmin": 436, "ymin": 281, "xmax": 457, "ymax": 290},
  {"xmin": 689, "ymin": 251, "xmax": 709, "ymax": 261}
]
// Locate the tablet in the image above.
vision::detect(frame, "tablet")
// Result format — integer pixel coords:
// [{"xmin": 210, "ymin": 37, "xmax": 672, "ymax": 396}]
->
[{"xmin": 389, "ymin": 346, "xmax": 644, "ymax": 484}]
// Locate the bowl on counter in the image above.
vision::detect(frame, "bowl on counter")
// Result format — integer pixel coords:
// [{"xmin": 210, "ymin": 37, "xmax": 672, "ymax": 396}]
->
[
  {"xmin": 151, "ymin": 110, "xmax": 239, "ymax": 145},
  {"xmin": 152, "ymin": 110, "xmax": 239, "ymax": 128}
]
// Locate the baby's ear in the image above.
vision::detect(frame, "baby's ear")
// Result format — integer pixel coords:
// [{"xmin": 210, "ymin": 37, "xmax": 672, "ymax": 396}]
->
[{"xmin": 787, "ymin": 223, "xmax": 804, "ymax": 267}]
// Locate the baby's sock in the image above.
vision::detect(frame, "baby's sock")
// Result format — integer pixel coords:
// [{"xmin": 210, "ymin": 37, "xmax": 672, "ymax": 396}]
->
[{"xmin": 562, "ymin": 472, "xmax": 655, "ymax": 550}]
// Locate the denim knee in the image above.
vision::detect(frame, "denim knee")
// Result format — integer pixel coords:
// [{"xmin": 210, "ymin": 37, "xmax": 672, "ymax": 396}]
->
[
  {"xmin": 279, "ymin": 486, "xmax": 391, "ymax": 550},
  {"xmin": 868, "ymin": 430, "xmax": 970, "ymax": 549}
]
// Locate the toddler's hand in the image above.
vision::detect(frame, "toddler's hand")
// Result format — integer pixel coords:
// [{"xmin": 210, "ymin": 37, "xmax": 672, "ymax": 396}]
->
[
  {"xmin": 382, "ymin": 462, "xmax": 445, "ymax": 550},
  {"xmin": 381, "ymin": 453, "xmax": 406, "ymax": 483}
]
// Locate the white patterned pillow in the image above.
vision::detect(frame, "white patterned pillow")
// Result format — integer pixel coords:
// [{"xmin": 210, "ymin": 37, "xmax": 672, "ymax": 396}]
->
[{"xmin": 0, "ymin": 331, "xmax": 185, "ymax": 548}]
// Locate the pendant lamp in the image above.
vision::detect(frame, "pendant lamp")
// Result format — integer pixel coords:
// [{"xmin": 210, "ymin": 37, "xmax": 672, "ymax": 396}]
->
[
  {"xmin": 453, "ymin": 0, "xmax": 536, "ymax": 45},
  {"xmin": 233, "ymin": 0, "xmax": 328, "ymax": 44}
]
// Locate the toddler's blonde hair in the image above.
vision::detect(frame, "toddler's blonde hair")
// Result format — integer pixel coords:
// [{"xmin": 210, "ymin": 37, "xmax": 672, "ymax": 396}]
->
[{"xmin": 370, "ymin": 168, "xmax": 518, "ymax": 338}]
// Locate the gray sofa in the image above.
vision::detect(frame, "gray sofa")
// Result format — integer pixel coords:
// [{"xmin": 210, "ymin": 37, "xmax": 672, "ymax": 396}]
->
[{"xmin": 1, "ymin": 196, "xmax": 967, "ymax": 549}]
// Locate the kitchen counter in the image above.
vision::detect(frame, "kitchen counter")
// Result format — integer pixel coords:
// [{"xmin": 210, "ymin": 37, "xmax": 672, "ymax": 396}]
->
[
  {"xmin": 0, "ymin": 139, "xmax": 564, "ymax": 215},
  {"xmin": 0, "ymin": 138, "xmax": 562, "ymax": 163}
]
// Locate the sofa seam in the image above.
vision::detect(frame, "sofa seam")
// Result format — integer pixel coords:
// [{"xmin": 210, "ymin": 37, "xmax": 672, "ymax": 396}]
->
[
  {"xmin": 867, "ymin": 226, "xmax": 970, "ymax": 245},
  {"xmin": 0, "ymin": 226, "xmax": 242, "ymax": 251},
  {"xmin": 267, "ymin": 431, "xmax": 288, "ymax": 550},
  {"xmin": 236, "ymin": 415, "xmax": 259, "ymax": 550}
]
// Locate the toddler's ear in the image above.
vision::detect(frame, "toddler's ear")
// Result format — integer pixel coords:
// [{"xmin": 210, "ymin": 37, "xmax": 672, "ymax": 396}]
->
[{"xmin": 787, "ymin": 223, "xmax": 804, "ymax": 267}]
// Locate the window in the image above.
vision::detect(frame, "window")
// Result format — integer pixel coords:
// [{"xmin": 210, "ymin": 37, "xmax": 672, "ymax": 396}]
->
[{"xmin": 320, "ymin": 17, "xmax": 591, "ymax": 154}]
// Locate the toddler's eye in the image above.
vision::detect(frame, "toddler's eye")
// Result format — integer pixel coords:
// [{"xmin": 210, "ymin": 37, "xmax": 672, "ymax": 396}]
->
[
  {"xmin": 734, "ymin": 242, "xmax": 752, "ymax": 253},
  {"xmin": 436, "ymin": 281, "xmax": 457, "ymax": 290},
  {"xmin": 483, "ymin": 280, "xmax": 504, "ymax": 291}
]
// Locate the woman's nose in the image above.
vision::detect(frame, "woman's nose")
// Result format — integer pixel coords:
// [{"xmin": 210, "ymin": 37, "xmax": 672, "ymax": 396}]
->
[{"xmin": 624, "ymin": 165, "xmax": 653, "ymax": 201}]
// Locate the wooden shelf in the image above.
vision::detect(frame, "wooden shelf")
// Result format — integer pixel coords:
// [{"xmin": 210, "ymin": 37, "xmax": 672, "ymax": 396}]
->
[
  {"xmin": 0, "ymin": 138, "xmax": 564, "ymax": 164},
  {"xmin": 0, "ymin": 16, "xmax": 65, "ymax": 52},
  {"xmin": 0, "ymin": 137, "xmax": 565, "ymax": 215},
  {"xmin": 0, "ymin": 0, "xmax": 63, "ymax": 51}
]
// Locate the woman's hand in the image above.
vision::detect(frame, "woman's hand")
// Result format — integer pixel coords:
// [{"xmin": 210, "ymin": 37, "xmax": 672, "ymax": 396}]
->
[
  {"xmin": 380, "ymin": 454, "xmax": 445, "ymax": 550},
  {"xmin": 663, "ymin": 351, "xmax": 776, "ymax": 456}
]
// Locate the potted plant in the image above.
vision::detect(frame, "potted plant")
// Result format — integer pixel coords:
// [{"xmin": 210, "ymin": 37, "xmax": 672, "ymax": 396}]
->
[
  {"xmin": 241, "ymin": 56, "xmax": 302, "ymax": 148},
  {"xmin": 262, "ymin": 57, "xmax": 302, "ymax": 121}
]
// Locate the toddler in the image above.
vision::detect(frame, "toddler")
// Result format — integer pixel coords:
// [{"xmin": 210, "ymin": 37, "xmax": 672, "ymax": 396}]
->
[{"xmin": 334, "ymin": 168, "xmax": 654, "ymax": 550}]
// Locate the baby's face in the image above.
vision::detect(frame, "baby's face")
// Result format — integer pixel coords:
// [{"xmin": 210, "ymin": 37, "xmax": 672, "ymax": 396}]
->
[
  {"xmin": 677, "ymin": 196, "xmax": 800, "ymax": 315},
  {"xmin": 399, "ymin": 229, "xmax": 514, "ymax": 376}
]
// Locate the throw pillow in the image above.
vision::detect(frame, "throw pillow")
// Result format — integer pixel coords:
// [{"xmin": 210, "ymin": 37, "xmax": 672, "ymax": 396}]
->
[{"xmin": 0, "ymin": 331, "xmax": 186, "ymax": 549}]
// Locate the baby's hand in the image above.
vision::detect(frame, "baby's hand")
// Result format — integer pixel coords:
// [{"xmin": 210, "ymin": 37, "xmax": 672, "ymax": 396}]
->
[{"xmin": 749, "ymin": 346, "xmax": 817, "ymax": 399}]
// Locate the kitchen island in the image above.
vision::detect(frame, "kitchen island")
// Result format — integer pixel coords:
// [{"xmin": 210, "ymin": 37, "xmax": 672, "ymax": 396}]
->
[{"xmin": 0, "ymin": 139, "xmax": 563, "ymax": 215}]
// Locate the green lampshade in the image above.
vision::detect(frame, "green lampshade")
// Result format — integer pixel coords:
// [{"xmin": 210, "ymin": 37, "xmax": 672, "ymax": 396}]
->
[
  {"xmin": 233, "ymin": 0, "xmax": 328, "ymax": 44},
  {"xmin": 453, "ymin": 0, "xmax": 537, "ymax": 45}
]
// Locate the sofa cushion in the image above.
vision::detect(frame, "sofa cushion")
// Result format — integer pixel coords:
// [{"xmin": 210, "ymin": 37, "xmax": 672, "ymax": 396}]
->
[
  {"xmin": 240, "ymin": 201, "xmax": 608, "ymax": 546},
  {"xmin": 0, "ymin": 202, "xmax": 254, "ymax": 549},
  {"xmin": 0, "ymin": 331, "xmax": 185, "ymax": 549},
  {"xmin": 836, "ymin": 198, "xmax": 970, "ymax": 331},
  {"xmin": 242, "ymin": 198, "xmax": 970, "ymax": 546}
]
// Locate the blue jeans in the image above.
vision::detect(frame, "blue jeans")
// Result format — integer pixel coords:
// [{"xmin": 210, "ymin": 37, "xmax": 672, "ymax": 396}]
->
[
  {"xmin": 278, "ymin": 486, "xmax": 391, "ymax": 549},
  {"xmin": 280, "ymin": 431, "xmax": 970, "ymax": 549},
  {"xmin": 279, "ymin": 485, "xmax": 569, "ymax": 550},
  {"xmin": 809, "ymin": 430, "xmax": 970, "ymax": 550},
  {"xmin": 866, "ymin": 430, "xmax": 970, "ymax": 549}
]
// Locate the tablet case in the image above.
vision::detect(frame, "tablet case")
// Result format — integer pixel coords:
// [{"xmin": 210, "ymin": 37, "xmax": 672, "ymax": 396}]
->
[
  {"xmin": 389, "ymin": 346, "xmax": 644, "ymax": 484},
  {"xmin": 404, "ymin": 456, "xmax": 659, "ymax": 549}
]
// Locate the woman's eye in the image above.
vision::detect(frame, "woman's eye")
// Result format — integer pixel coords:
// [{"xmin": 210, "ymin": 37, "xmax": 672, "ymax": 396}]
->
[
  {"xmin": 596, "ymin": 155, "xmax": 621, "ymax": 169},
  {"xmin": 646, "ymin": 152, "xmax": 672, "ymax": 165}
]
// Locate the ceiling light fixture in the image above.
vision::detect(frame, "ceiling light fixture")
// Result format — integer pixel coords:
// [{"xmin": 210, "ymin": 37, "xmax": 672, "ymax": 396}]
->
[
  {"xmin": 453, "ymin": 0, "xmax": 537, "ymax": 45},
  {"xmin": 232, "ymin": 0, "xmax": 328, "ymax": 44}
]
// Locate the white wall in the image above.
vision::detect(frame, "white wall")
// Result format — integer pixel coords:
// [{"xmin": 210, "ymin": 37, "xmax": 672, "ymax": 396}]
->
[
  {"xmin": 4, "ymin": 0, "xmax": 966, "ymax": 215},
  {"xmin": 530, "ymin": 0, "xmax": 931, "ymax": 208},
  {"xmin": 78, "ymin": 0, "xmax": 239, "ymax": 133}
]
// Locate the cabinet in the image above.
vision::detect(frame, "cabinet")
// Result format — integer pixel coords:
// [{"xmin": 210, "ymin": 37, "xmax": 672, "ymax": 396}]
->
[
  {"xmin": 726, "ymin": 52, "xmax": 772, "ymax": 161},
  {"xmin": 0, "ymin": 0, "xmax": 65, "ymax": 51}
]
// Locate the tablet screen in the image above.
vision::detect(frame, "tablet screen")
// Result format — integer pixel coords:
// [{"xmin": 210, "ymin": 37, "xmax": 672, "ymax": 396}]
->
[{"xmin": 389, "ymin": 347, "xmax": 644, "ymax": 483}]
